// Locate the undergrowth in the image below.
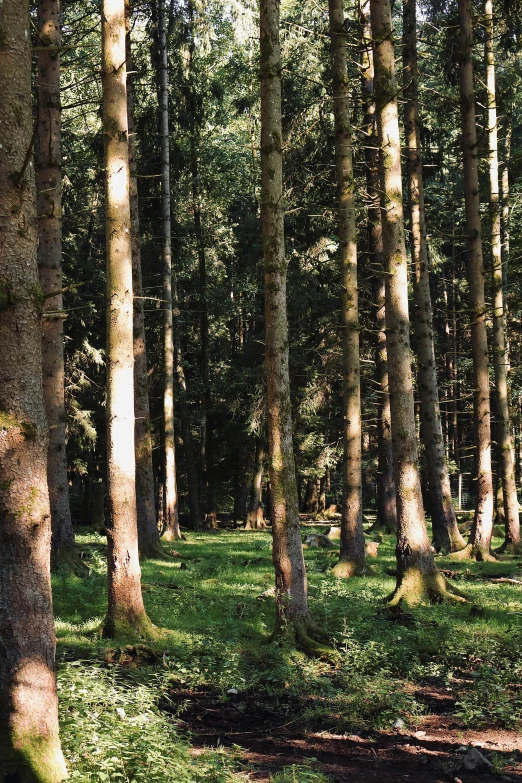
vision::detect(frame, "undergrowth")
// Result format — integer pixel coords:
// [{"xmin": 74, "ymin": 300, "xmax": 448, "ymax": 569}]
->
[{"xmin": 53, "ymin": 524, "xmax": 522, "ymax": 779}]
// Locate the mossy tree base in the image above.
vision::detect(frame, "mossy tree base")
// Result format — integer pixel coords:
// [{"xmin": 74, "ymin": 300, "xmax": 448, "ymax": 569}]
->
[
  {"xmin": 270, "ymin": 614, "xmax": 334, "ymax": 658},
  {"xmin": 1, "ymin": 735, "xmax": 68, "ymax": 783},
  {"xmin": 446, "ymin": 542, "xmax": 497, "ymax": 562},
  {"xmin": 51, "ymin": 545, "xmax": 90, "ymax": 577},
  {"xmin": 161, "ymin": 530, "xmax": 185, "ymax": 543},
  {"xmin": 102, "ymin": 611, "xmax": 159, "ymax": 642},
  {"xmin": 387, "ymin": 568, "xmax": 468, "ymax": 607},
  {"xmin": 139, "ymin": 542, "xmax": 172, "ymax": 560},
  {"xmin": 331, "ymin": 558, "xmax": 365, "ymax": 578},
  {"xmin": 494, "ymin": 540, "xmax": 522, "ymax": 555}
]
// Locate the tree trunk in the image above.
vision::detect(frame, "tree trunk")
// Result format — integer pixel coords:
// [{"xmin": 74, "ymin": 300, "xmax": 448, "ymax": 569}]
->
[
  {"xmin": 329, "ymin": 0, "xmax": 365, "ymax": 578},
  {"xmin": 245, "ymin": 438, "xmax": 266, "ymax": 529},
  {"xmin": 157, "ymin": 0, "xmax": 181, "ymax": 542},
  {"xmin": 303, "ymin": 478, "xmax": 318, "ymax": 514},
  {"xmin": 370, "ymin": 0, "xmax": 463, "ymax": 604},
  {"xmin": 102, "ymin": 0, "xmax": 155, "ymax": 638},
  {"xmin": 484, "ymin": 0, "xmax": 519, "ymax": 553},
  {"xmin": 126, "ymin": 2, "xmax": 161, "ymax": 558},
  {"xmin": 403, "ymin": 0, "xmax": 465, "ymax": 553},
  {"xmin": 452, "ymin": 0, "xmax": 495, "ymax": 560},
  {"xmin": 260, "ymin": 0, "xmax": 327, "ymax": 650},
  {"xmin": 360, "ymin": 0, "xmax": 396, "ymax": 534},
  {"xmin": 37, "ymin": 0, "xmax": 78, "ymax": 571},
  {"xmin": 0, "ymin": 0, "xmax": 68, "ymax": 777},
  {"xmin": 174, "ymin": 328, "xmax": 202, "ymax": 530}
]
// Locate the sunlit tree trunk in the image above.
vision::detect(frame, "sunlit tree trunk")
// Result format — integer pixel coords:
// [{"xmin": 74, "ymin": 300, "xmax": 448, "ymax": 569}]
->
[
  {"xmin": 36, "ymin": 0, "xmax": 79, "ymax": 569},
  {"xmin": 102, "ymin": 0, "xmax": 155, "ymax": 637},
  {"xmin": 0, "ymin": 0, "xmax": 68, "ymax": 777},
  {"xmin": 453, "ymin": 0, "xmax": 495, "ymax": 560},
  {"xmin": 370, "ymin": 0, "xmax": 463, "ymax": 604},
  {"xmin": 245, "ymin": 438, "xmax": 266, "ymax": 529},
  {"xmin": 126, "ymin": 2, "xmax": 161, "ymax": 558},
  {"xmin": 260, "ymin": 0, "xmax": 328, "ymax": 649},
  {"xmin": 360, "ymin": 0, "xmax": 396, "ymax": 534},
  {"xmin": 157, "ymin": 0, "xmax": 181, "ymax": 541},
  {"xmin": 329, "ymin": 0, "xmax": 365, "ymax": 578},
  {"xmin": 484, "ymin": 0, "xmax": 519, "ymax": 553},
  {"xmin": 403, "ymin": 0, "xmax": 465, "ymax": 552}
]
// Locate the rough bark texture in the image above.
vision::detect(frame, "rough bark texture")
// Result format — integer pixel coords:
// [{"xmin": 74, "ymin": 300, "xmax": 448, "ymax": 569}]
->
[
  {"xmin": 126, "ymin": 3, "xmax": 161, "ymax": 558},
  {"xmin": 0, "ymin": 0, "xmax": 68, "ymax": 778},
  {"xmin": 157, "ymin": 0, "xmax": 181, "ymax": 542},
  {"xmin": 245, "ymin": 438, "xmax": 266, "ymax": 529},
  {"xmin": 102, "ymin": 0, "xmax": 155, "ymax": 638},
  {"xmin": 484, "ymin": 0, "xmax": 519, "ymax": 553},
  {"xmin": 452, "ymin": 0, "xmax": 495, "ymax": 560},
  {"xmin": 403, "ymin": 0, "xmax": 465, "ymax": 553},
  {"xmin": 329, "ymin": 0, "xmax": 365, "ymax": 579},
  {"xmin": 360, "ymin": 0, "xmax": 396, "ymax": 534},
  {"xmin": 370, "ymin": 0, "xmax": 460, "ymax": 604},
  {"xmin": 37, "ymin": 0, "xmax": 77, "ymax": 567},
  {"xmin": 260, "ymin": 0, "xmax": 326, "ymax": 649}
]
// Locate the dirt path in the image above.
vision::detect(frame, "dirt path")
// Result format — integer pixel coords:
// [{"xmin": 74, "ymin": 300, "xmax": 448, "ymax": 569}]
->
[{"xmin": 169, "ymin": 685, "xmax": 522, "ymax": 782}]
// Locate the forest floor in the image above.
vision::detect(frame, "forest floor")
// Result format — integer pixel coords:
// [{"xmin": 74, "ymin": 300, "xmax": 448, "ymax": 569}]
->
[{"xmin": 54, "ymin": 519, "xmax": 522, "ymax": 782}]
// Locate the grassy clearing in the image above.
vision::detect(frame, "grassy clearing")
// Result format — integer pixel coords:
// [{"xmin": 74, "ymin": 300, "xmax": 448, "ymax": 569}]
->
[{"xmin": 54, "ymin": 525, "xmax": 522, "ymax": 781}]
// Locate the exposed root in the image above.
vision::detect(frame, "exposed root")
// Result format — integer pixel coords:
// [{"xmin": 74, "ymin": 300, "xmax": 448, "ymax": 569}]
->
[
  {"xmin": 446, "ymin": 542, "xmax": 497, "ymax": 562},
  {"xmin": 387, "ymin": 568, "xmax": 469, "ymax": 607},
  {"xmin": 270, "ymin": 615, "xmax": 334, "ymax": 658},
  {"xmin": 331, "ymin": 559, "xmax": 365, "ymax": 578},
  {"xmin": 495, "ymin": 540, "xmax": 522, "ymax": 555},
  {"xmin": 52, "ymin": 546, "xmax": 90, "ymax": 577}
]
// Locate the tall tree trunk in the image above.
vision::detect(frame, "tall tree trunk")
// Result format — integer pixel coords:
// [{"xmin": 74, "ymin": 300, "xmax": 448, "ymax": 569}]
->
[
  {"xmin": 303, "ymin": 478, "xmax": 318, "ymax": 514},
  {"xmin": 370, "ymin": 0, "xmax": 463, "ymax": 604},
  {"xmin": 37, "ymin": 0, "xmax": 78, "ymax": 570},
  {"xmin": 260, "ymin": 0, "xmax": 327, "ymax": 650},
  {"xmin": 102, "ymin": 0, "xmax": 155, "ymax": 638},
  {"xmin": 403, "ymin": 0, "xmax": 465, "ymax": 553},
  {"xmin": 360, "ymin": 0, "xmax": 396, "ymax": 534},
  {"xmin": 245, "ymin": 438, "xmax": 266, "ymax": 529},
  {"xmin": 452, "ymin": 0, "xmax": 495, "ymax": 560},
  {"xmin": 157, "ymin": 0, "xmax": 181, "ymax": 541},
  {"xmin": 0, "ymin": 0, "xmax": 68, "ymax": 777},
  {"xmin": 173, "ymin": 332, "xmax": 202, "ymax": 533},
  {"xmin": 329, "ymin": 0, "xmax": 365, "ymax": 578},
  {"xmin": 484, "ymin": 0, "xmax": 520, "ymax": 553},
  {"xmin": 126, "ymin": 2, "xmax": 161, "ymax": 558}
]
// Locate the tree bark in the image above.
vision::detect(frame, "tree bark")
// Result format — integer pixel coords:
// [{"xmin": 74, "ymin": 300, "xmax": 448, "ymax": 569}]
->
[
  {"xmin": 260, "ymin": 0, "xmax": 327, "ymax": 649},
  {"xmin": 360, "ymin": 0, "xmax": 396, "ymax": 534},
  {"xmin": 126, "ymin": 2, "xmax": 161, "ymax": 558},
  {"xmin": 102, "ymin": 0, "xmax": 155, "ymax": 638},
  {"xmin": 451, "ymin": 0, "xmax": 495, "ymax": 560},
  {"xmin": 403, "ymin": 0, "xmax": 465, "ymax": 553},
  {"xmin": 0, "ymin": 0, "xmax": 68, "ymax": 777},
  {"xmin": 245, "ymin": 438, "xmax": 266, "ymax": 529},
  {"xmin": 329, "ymin": 0, "xmax": 365, "ymax": 578},
  {"xmin": 484, "ymin": 0, "xmax": 519, "ymax": 553},
  {"xmin": 370, "ymin": 0, "xmax": 463, "ymax": 604},
  {"xmin": 37, "ymin": 0, "xmax": 78, "ymax": 570},
  {"xmin": 157, "ymin": 0, "xmax": 181, "ymax": 541}
]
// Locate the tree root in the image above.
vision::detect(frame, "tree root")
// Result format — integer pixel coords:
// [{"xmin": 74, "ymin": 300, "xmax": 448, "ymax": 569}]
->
[
  {"xmin": 52, "ymin": 546, "xmax": 90, "ymax": 577},
  {"xmin": 331, "ymin": 559, "xmax": 365, "ymax": 578},
  {"xmin": 270, "ymin": 615, "xmax": 334, "ymax": 658},
  {"xmin": 446, "ymin": 542, "xmax": 497, "ymax": 562},
  {"xmin": 386, "ymin": 568, "xmax": 469, "ymax": 607},
  {"xmin": 101, "ymin": 612, "xmax": 160, "ymax": 642},
  {"xmin": 494, "ymin": 540, "xmax": 522, "ymax": 556}
]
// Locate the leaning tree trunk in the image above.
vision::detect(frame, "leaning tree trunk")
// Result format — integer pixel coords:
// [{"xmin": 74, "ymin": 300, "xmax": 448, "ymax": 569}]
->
[
  {"xmin": 102, "ymin": 0, "xmax": 155, "ymax": 638},
  {"xmin": 245, "ymin": 438, "xmax": 266, "ymax": 529},
  {"xmin": 126, "ymin": 2, "xmax": 162, "ymax": 558},
  {"xmin": 157, "ymin": 0, "xmax": 181, "ymax": 542},
  {"xmin": 360, "ymin": 0, "xmax": 396, "ymax": 534},
  {"xmin": 403, "ymin": 0, "xmax": 465, "ymax": 553},
  {"xmin": 329, "ymin": 0, "xmax": 365, "ymax": 578},
  {"xmin": 484, "ymin": 0, "xmax": 520, "ymax": 553},
  {"xmin": 0, "ymin": 0, "xmax": 68, "ymax": 777},
  {"xmin": 370, "ymin": 0, "xmax": 464, "ymax": 604},
  {"xmin": 451, "ymin": 0, "xmax": 495, "ymax": 560},
  {"xmin": 260, "ymin": 0, "xmax": 328, "ymax": 650},
  {"xmin": 37, "ymin": 0, "xmax": 79, "ymax": 570}
]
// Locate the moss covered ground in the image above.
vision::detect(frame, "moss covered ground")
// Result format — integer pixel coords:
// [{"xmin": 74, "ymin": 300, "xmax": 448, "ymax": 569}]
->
[{"xmin": 54, "ymin": 523, "xmax": 522, "ymax": 781}]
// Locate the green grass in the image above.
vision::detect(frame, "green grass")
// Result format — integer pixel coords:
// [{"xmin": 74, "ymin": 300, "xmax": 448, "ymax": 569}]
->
[{"xmin": 53, "ymin": 525, "xmax": 522, "ymax": 781}]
